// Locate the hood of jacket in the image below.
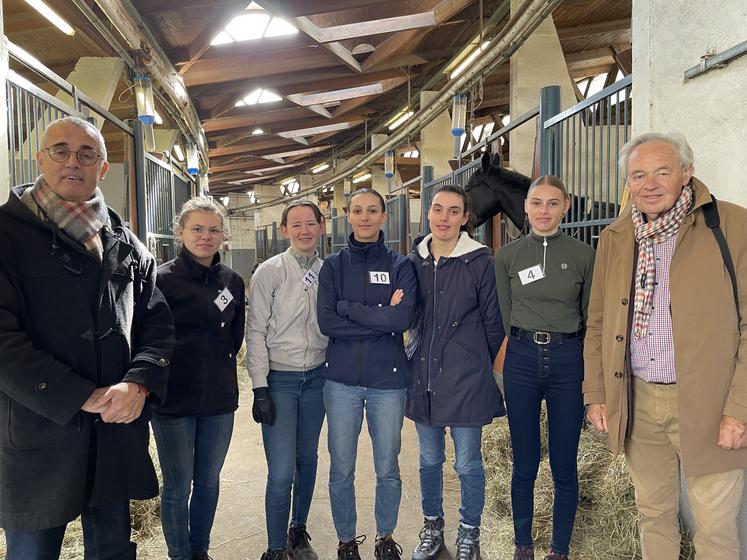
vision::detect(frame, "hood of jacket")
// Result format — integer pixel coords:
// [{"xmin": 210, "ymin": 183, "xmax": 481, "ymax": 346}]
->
[{"xmin": 414, "ymin": 231, "xmax": 489, "ymax": 260}]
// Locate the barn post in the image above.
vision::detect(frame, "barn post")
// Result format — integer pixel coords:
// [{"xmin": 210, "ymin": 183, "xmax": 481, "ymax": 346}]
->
[{"xmin": 539, "ymin": 85, "xmax": 561, "ymax": 177}]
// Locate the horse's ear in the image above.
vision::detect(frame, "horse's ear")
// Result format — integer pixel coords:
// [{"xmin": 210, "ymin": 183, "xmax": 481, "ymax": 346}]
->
[
  {"xmin": 493, "ymin": 152, "xmax": 504, "ymax": 168},
  {"xmin": 481, "ymin": 151, "xmax": 491, "ymax": 172}
]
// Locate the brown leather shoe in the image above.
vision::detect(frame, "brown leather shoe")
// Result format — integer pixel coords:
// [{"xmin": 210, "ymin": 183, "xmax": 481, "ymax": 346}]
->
[
  {"xmin": 513, "ymin": 545, "xmax": 534, "ymax": 560},
  {"xmin": 543, "ymin": 549, "xmax": 569, "ymax": 560}
]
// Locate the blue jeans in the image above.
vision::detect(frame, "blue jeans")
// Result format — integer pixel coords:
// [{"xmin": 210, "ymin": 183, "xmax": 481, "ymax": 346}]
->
[
  {"xmin": 5, "ymin": 499, "xmax": 134, "ymax": 560},
  {"xmin": 416, "ymin": 424, "xmax": 484, "ymax": 527},
  {"xmin": 151, "ymin": 412, "xmax": 235, "ymax": 560},
  {"xmin": 503, "ymin": 335, "xmax": 584, "ymax": 555},
  {"xmin": 323, "ymin": 379, "xmax": 406, "ymax": 541},
  {"xmin": 261, "ymin": 368, "xmax": 326, "ymax": 550}
]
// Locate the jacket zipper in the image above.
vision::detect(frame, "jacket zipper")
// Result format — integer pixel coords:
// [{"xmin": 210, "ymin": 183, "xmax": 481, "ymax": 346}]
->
[
  {"xmin": 359, "ymin": 251, "xmax": 368, "ymax": 386},
  {"xmin": 302, "ymin": 260, "xmax": 313, "ymax": 373},
  {"xmin": 426, "ymin": 258, "xmax": 438, "ymax": 392}
]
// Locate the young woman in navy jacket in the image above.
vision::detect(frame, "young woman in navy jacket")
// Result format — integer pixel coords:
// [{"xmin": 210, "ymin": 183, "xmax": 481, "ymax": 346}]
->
[
  {"xmin": 317, "ymin": 188, "xmax": 417, "ymax": 560},
  {"xmin": 407, "ymin": 185, "xmax": 505, "ymax": 560}
]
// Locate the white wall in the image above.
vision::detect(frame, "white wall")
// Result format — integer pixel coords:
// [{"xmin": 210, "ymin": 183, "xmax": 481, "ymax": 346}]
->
[
  {"xmin": 99, "ymin": 163, "xmax": 127, "ymax": 218},
  {"xmin": 509, "ymin": 0, "xmax": 577, "ymax": 177},
  {"xmin": 632, "ymin": 0, "xmax": 747, "ymax": 205}
]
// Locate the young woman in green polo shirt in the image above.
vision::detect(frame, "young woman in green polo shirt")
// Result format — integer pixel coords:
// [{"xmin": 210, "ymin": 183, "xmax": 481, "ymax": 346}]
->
[{"xmin": 494, "ymin": 176, "xmax": 595, "ymax": 560}]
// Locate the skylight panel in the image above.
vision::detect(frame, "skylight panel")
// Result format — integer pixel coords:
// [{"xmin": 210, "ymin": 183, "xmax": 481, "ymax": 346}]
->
[
  {"xmin": 264, "ymin": 17, "xmax": 298, "ymax": 38},
  {"xmin": 234, "ymin": 89, "xmax": 282, "ymax": 107},
  {"xmin": 258, "ymin": 90, "xmax": 282, "ymax": 103},
  {"xmin": 210, "ymin": 31, "xmax": 233, "ymax": 46},
  {"xmin": 242, "ymin": 89, "xmax": 262, "ymax": 105},
  {"xmin": 225, "ymin": 13, "xmax": 269, "ymax": 42}
]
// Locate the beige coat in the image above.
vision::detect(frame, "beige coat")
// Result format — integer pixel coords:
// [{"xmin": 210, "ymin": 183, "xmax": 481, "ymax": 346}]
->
[{"xmin": 583, "ymin": 178, "xmax": 747, "ymax": 477}]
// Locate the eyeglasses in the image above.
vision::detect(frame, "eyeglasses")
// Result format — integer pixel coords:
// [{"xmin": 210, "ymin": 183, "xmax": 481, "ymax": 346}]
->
[
  {"xmin": 186, "ymin": 226, "xmax": 223, "ymax": 237},
  {"xmin": 44, "ymin": 144, "xmax": 103, "ymax": 166}
]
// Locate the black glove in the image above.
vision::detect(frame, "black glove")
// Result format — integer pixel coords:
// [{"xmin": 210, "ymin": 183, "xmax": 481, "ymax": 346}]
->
[{"xmin": 252, "ymin": 387, "xmax": 276, "ymax": 425}]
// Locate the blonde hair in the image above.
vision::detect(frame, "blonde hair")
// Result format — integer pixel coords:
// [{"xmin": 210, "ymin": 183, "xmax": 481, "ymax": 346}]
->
[{"xmin": 528, "ymin": 175, "xmax": 570, "ymax": 200}]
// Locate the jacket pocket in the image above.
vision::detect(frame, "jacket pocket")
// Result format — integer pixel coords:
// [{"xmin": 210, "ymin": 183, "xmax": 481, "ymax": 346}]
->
[{"xmin": 7, "ymin": 400, "xmax": 83, "ymax": 449}]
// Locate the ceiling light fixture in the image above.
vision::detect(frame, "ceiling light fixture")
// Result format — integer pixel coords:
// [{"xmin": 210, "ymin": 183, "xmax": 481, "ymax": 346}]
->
[
  {"xmin": 24, "ymin": 0, "xmax": 75, "ymax": 36},
  {"xmin": 387, "ymin": 109, "xmax": 414, "ymax": 131},
  {"xmin": 252, "ymin": 128, "xmax": 265, "ymax": 135},
  {"xmin": 450, "ymin": 41, "xmax": 491, "ymax": 79},
  {"xmin": 312, "ymin": 163, "xmax": 330, "ymax": 174},
  {"xmin": 352, "ymin": 173, "xmax": 371, "ymax": 184},
  {"xmin": 173, "ymin": 144, "xmax": 185, "ymax": 161}
]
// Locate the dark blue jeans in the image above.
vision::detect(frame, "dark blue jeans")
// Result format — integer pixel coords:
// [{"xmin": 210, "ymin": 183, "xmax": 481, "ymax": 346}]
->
[
  {"xmin": 4, "ymin": 499, "xmax": 135, "ymax": 560},
  {"xmin": 261, "ymin": 368, "xmax": 326, "ymax": 550},
  {"xmin": 151, "ymin": 412, "xmax": 235, "ymax": 560},
  {"xmin": 503, "ymin": 335, "xmax": 584, "ymax": 555},
  {"xmin": 416, "ymin": 424, "xmax": 484, "ymax": 527}
]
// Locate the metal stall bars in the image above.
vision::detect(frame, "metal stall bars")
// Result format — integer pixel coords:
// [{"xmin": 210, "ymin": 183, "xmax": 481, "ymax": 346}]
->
[
  {"xmin": 542, "ymin": 75, "xmax": 633, "ymax": 246},
  {"xmin": 138, "ymin": 144, "xmax": 197, "ymax": 265},
  {"xmin": 6, "ymin": 41, "xmax": 134, "ymax": 193},
  {"xmin": 271, "ymin": 222, "xmax": 290, "ymax": 255},
  {"xmin": 255, "ymin": 224, "xmax": 270, "ymax": 262},
  {"xmin": 384, "ymin": 194, "xmax": 408, "ymax": 254},
  {"xmin": 330, "ymin": 207, "xmax": 350, "ymax": 254},
  {"xmin": 420, "ymin": 159, "xmax": 488, "ymax": 242},
  {"xmin": 419, "ymin": 105, "xmax": 541, "ymax": 249}
]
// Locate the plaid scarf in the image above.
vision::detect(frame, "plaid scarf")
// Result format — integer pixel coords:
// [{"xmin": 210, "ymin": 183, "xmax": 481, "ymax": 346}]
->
[
  {"xmin": 21, "ymin": 175, "xmax": 110, "ymax": 261},
  {"xmin": 631, "ymin": 184, "xmax": 693, "ymax": 338}
]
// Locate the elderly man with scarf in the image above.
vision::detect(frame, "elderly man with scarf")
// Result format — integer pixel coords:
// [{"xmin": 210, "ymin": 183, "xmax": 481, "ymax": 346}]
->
[
  {"xmin": 583, "ymin": 132, "xmax": 747, "ymax": 559},
  {"xmin": 0, "ymin": 116, "xmax": 174, "ymax": 559}
]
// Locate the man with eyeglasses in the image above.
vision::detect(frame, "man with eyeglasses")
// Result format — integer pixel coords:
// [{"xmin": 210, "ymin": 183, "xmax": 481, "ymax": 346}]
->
[{"xmin": 0, "ymin": 116, "xmax": 174, "ymax": 559}]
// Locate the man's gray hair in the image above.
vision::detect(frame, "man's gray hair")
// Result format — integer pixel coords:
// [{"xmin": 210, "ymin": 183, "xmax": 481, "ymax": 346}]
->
[
  {"xmin": 42, "ymin": 116, "xmax": 108, "ymax": 160},
  {"xmin": 618, "ymin": 132, "xmax": 694, "ymax": 175}
]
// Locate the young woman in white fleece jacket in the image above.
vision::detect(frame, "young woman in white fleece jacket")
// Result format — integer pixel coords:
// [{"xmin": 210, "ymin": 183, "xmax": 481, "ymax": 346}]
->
[{"xmin": 246, "ymin": 200, "xmax": 328, "ymax": 560}]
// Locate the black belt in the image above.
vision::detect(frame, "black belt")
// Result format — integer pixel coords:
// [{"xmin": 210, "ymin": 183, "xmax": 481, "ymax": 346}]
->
[{"xmin": 510, "ymin": 326, "xmax": 579, "ymax": 345}]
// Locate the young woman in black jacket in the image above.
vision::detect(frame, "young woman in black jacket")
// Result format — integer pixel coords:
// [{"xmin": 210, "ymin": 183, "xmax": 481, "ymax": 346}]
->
[{"xmin": 153, "ymin": 197, "xmax": 246, "ymax": 560}]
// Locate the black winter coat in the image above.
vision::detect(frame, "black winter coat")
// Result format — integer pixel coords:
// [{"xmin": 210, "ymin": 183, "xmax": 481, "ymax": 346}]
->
[
  {"xmin": 407, "ymin": 233, "xmax": 506, "ymax": 427},
  {"xmin": 0, "ymin": 186, "xmax": 174, "ymax": 531},
  {"xmin": 155, "ymin": 248, "xmax": 245, "ymax": 416},
  {"xmin": 317, "ymin": 232, "xmax": 417, "ymax": 389}
]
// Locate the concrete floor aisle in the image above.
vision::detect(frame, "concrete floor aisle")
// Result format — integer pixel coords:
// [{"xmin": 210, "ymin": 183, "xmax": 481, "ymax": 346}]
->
[{"xmin": 204, "ymin": 392, "xmax": 464, "ymax": 560}]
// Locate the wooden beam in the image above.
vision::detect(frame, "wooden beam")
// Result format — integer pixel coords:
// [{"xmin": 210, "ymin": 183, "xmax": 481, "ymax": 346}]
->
[
  {"xmin": 209, "ymin": 138, "xmax": 298, "ymax": 158},
  {"xmin": 557, "ymin": 18, "xmax": 631, "ymax": 40},
  {"xmin": 177, "ymin": 0, "xmax": 260, "ymax": 76},
  {"xmin": 205, "ymin": 106, "xmax": 365, "ymax": 134},
  {"xmin": 182, "ymin": 48, "xmax": 342, "ymax": 87},
  {"xmin": 433, "ymin": 0, "xmax": 478, "ymax": 24},
  {"xmin": 316, "ymin": 13, "xmax": 437, "ymax": 43},
  {"xmin": 361, "ymin": 28, "xmax": 428, "ymax": 71},
  {"xmin": 214, "ymin": 115, "xmax": 364, "ymax": 148},
  {"xmin": 253, "ymin": 0, "xmax": 395, "ymax": 18},
  {"xmin": 290, "ymin": 15, "xmax": 362, "ymax": 72},
  {"xmin": 211, "ymin": 144, "xmax": 332, "ymax": 166},
  {"xmin": 613, "ymin": 47, "xmax": 633, "ymax": 75},
  {"xmin": 203, "ymin": 68, "xmax": 410, "ymax": 119},
  {"xmin": 196, "ymin": 67, "xmax": 406, "ymax": 104}
]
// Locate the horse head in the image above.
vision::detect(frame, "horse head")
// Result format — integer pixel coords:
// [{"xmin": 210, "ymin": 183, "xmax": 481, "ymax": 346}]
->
[{"xmin": 464, "ymin": 151, "xmax": 531, "ymax": 229}]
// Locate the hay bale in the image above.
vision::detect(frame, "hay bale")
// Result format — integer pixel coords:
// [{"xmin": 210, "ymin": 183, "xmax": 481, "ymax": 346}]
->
[
  {"xmin": 482, "ymin": 407, "xmax": 697, "ymax": 559},
  {"xmin": 482, "ymin": 407, "xmax": 641, "ymax": 559}
]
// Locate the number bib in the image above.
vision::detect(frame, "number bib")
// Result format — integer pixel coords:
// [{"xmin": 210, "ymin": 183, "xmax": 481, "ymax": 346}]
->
[
  {"xmin": 518, "ymin": 264, "xmax": 544, "ymax": 285},
  {"xmin": 369, "ymin": 271, "xmax": 390, "ymax": 284},
  {"xmin": 214, "ymin": 287, "xmax": 234, "ymax": 311}
]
